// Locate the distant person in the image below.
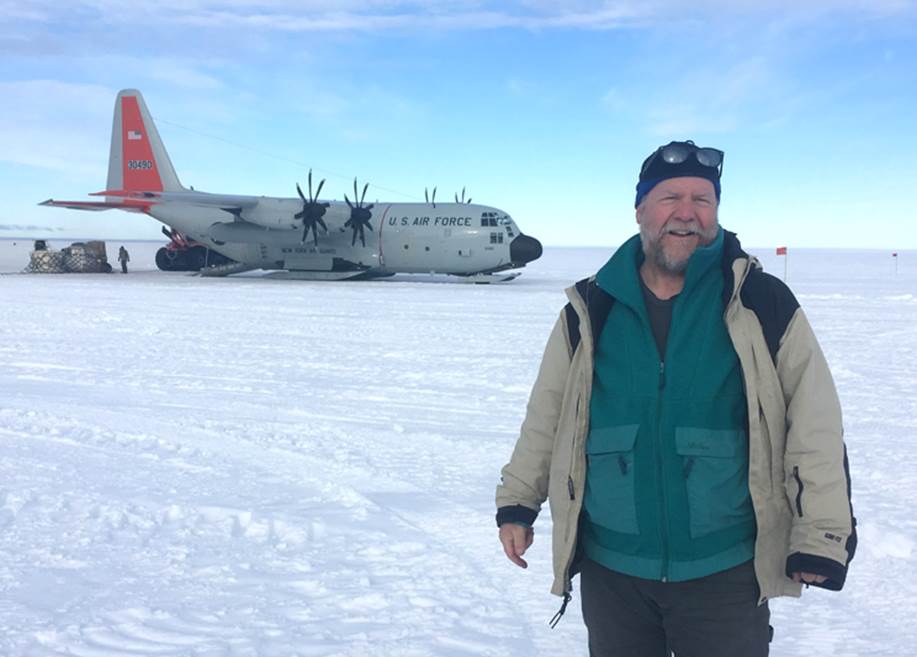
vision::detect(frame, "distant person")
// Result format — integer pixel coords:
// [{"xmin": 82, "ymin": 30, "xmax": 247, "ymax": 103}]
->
[
  {"xmin": 118, "ymin": 245, "xmax": 130, "ymax": 274},
  {"xmin": 496, "ymin": 140, "xmax": 856, "ymax": 656}
]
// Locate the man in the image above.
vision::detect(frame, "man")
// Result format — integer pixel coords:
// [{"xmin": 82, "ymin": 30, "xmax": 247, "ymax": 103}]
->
[
  {"xmin": 495, "ymin": 141, "xmax": 855, "ymax": 656},
  {"xmin": 118, "ymin": 245, "xmax": 130, "ymax": 274}
]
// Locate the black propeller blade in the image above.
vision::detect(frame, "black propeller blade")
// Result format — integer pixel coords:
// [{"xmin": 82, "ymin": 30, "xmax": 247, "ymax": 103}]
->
[
  {"xmin": 425, "ymin": 186, "xmax": 437, "ymax": 208},
  {"xmin": 454, "ymin": 187, "xmax": 471, "ymax": 204},
  {"xmin": 344, "ymin": 177, "xmax": 375, "ymax": 247},
  {"xmin": 294, "ymin": 169, "xmax": 330, "ymax": 245}
]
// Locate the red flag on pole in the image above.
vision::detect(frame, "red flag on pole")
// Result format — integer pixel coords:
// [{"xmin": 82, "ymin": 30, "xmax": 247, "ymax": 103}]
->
[{"xmin": 776, "ymin": 246, "xmax": 787, "ymax": 255}]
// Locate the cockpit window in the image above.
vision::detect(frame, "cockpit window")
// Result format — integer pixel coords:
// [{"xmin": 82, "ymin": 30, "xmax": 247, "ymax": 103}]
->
[
  {"xmin": 480, "ymin": 211, "xmax": 499, "ymax": 228},
  {"xmin": 497, "ymin": 215, "xmax": 515, "ymax": 237}
]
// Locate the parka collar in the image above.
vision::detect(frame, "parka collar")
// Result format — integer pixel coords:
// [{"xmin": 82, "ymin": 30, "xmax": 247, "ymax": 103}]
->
[
  {"xmin": 594, "ymin": 228, "xmax": 725, "ymax": 310},
  {"xmin": 720, "ymin": 230, "xmax": 759, "ymax": 309}
]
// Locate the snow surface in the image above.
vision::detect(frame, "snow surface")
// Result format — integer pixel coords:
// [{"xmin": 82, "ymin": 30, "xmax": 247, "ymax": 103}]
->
[{"xmin": 1, "ymin": 240, "xmax": 915, "ymax": 656}]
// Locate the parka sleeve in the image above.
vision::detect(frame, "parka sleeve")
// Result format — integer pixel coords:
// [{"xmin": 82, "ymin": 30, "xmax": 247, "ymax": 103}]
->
[
  {"xmin": 495, "ymin": 310, "xmax": 573, "ymax": 526},
  {"xmin": 777, "ymin": 307, "xmax": 856, "ymax": 591}
]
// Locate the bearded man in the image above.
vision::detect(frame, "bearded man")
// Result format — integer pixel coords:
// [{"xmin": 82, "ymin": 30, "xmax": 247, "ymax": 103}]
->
[{"xmin": 495, "ymin": 141, "xmax": 856, "ymax": 656}]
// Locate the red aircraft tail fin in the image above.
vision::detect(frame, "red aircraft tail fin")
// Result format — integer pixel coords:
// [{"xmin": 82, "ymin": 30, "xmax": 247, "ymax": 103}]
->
[{"xmin": 106, "ymin": 89, "xmax": 184, "ymax": 198}]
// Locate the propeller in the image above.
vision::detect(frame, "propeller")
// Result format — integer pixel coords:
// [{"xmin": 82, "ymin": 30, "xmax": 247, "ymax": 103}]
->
[
  {"xmin": 425, "ymin": 186, "xmax": 437, "ymax": 208},
  {"xmin": 294, "ymin": 169, "xmax": 330, "ymax": 245},
  {"xmin": 454, "ymin": 187, "xmax": 472, "ymax": 204},
  {"xmin": 344, "ymin": 177, "xmax": 375, "ymax": 247}
]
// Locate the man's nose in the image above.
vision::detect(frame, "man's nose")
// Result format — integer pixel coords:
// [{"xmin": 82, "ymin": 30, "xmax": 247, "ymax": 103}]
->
[{"xmin": 670, "ymin": 199, "xmax": 697, "ymax": 221}]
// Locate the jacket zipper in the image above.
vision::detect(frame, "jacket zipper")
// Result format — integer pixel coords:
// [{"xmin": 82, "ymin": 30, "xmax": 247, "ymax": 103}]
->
[
  {"xmin": 557, "ymin": 387, "xmax": 586, "ymax": 625},
  {"xmin": 568, "ymin": 394, "xmax": 582, "ymax": 501},
  {"xmin": 793, "ymin": 465, "xmax": 804, "ymax": 518},
  {"xmin": 555, "ymin": 298, "xmax": 587, "ymax": 627},
  {"xmin": 656, "ymin": 360, "xmax": 670, "ymax": 582}
]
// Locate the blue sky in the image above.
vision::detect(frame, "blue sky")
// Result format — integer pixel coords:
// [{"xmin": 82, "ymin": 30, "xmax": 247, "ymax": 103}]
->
[{"xmin": 2, "ymin": 1, "xmax": 916, "ymax": 248}]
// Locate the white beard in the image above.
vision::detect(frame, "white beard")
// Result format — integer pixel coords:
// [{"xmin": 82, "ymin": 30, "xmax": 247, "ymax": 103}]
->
[{"xmin": 639, "ymin": 220, "xmax": 719, "ymax": 275}]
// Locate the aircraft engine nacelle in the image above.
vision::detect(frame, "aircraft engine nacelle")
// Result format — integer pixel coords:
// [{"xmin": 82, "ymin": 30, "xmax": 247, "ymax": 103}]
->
[{"xmin": 239, "ymin": 198, "xmax": 303, "ymax": 230}]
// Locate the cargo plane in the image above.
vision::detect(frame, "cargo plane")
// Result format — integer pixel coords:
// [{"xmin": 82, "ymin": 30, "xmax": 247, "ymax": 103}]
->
[{"xmin": 41, "ymin": 89, "xmax": 542, "ymax": 281}]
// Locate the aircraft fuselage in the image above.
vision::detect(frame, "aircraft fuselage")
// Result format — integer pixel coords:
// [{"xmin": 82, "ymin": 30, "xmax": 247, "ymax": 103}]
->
[{"xmin": 150, "ymin": 198, "xmax": 535, "ymax": 276}]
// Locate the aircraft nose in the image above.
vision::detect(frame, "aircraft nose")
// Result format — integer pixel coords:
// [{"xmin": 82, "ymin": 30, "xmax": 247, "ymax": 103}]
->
[{"xmin": 510, "ymin": 234, "xmax": 543, "ymax": 266}]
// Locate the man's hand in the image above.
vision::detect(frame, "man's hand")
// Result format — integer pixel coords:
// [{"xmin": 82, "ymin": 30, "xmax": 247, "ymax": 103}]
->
[
  {"xmin": 792, "ymin": 571, "xmax": 828, "ymax": 585},
  {"xmin": 499, "ymin": 524, "xmax": 534, "ymax": 568}
]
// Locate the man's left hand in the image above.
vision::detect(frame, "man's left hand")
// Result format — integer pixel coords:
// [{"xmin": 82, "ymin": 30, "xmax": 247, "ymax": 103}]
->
[{"xmin": 792, "ymin": 572, "xmax": 827, "ymax": 585}]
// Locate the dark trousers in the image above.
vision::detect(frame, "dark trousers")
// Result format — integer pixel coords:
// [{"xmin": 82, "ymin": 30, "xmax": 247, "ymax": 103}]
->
[
  {"xmin": 580, "ymin": 558, "xmax": 771, "ymax": 657},
  {"xmin": 120, "ymin": 261, "xmax": 128, "ymax": 273}
]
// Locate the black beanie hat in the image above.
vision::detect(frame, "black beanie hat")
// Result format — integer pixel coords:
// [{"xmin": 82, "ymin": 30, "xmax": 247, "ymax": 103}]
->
[{"xmin": 635, "ymin": 141, "xmax": 722, "ymax": 208}]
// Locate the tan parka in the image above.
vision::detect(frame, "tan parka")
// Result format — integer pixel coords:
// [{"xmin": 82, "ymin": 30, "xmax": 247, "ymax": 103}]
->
[{"xmin": 496, "ymin": 235, "xmax": 855, "ymax": 601}]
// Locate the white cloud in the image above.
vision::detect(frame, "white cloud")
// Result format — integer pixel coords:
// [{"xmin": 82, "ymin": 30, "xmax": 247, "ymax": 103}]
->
[
  {"xmin": 0, "ymin": 1, "xmax": 771, "ymax": 34},
  {"xmin": 601, "ymin": 88, "xmax": 626, "ymax": 112},
  {"xmin": 148, "ymin": 60, "xmax": 224, "ymax": 90},
  {"xmin": 0, "ymin": 80, "xmax": 112, "ymax": 176},
  {"xmin": 0, "ymin": 1, "xmax": 52, "ymax": 20},
  {"xmin": 0, "ymin": 72, "xmax": 235, "ymax": 179},
  {"xmin": 506, "ymin": 78, "xmax": 539, "ymax": 97},
  {"xmin": 54, "ymin": 0, "xmax": 917, "ymax": 30},
  {"xmin": 642, "ymin": 57, "xmax": 782, "ymax": 136},
  {"xmin": 160, "ymin": 8, "xmax": 643, "ymax": 32},
  {"xmin": 0, "ymin": 224, "xmax": 65, "ymax": 233}
]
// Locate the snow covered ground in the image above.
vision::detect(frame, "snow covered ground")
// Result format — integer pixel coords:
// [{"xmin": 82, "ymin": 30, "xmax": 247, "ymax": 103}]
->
[{"xmin": 1, "ymin": 239, "xmax": 915, "ymax": 656}]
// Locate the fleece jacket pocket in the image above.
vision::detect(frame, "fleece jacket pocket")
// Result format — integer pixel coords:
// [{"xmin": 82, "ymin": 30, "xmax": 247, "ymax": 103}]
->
[
  {"xmin": 585, "ymin": 424, "xmax": 640, "ymax": 535},
  {"xmin": 676, "ymin": 427, "xmax": 754, "ymax": 539}
]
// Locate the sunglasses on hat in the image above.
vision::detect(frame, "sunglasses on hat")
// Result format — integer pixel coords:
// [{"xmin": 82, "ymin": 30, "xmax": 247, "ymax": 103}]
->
[{"xmin": 640, "ymin": 140, "xmax": 724, "ymax": 177}]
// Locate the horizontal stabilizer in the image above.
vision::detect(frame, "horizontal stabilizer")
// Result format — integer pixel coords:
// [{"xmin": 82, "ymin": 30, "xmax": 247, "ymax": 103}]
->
[
  {"xmin": 89, "ymin": 189, "xmax": 157, "ymax": 198},
  {"xmin": 91, "ymin": 189, "xmax": 259, "ymax": 208},
  {"xmin": 39, "ymin": 198, "xmax": 149, "ymax": 213}
]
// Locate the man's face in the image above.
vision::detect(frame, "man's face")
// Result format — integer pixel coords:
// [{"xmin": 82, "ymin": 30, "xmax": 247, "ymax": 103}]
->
[{"xmin": 636, "ymin": 176, "xmax": 719, "ymax": 275}]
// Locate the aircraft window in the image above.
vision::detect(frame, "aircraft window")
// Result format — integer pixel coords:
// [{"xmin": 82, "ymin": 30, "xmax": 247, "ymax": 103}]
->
[
  {"xmin": 490, "ymin": 232, "xmax": 504, "ymax": 244},
  {"xmin": 403, "ymin": 244, "xmax": 409, "ymax": 249},
  {"xmin": 425, "ymin": 246, "xmax": 430, "ymax": 251},
  {"xmin": 481, "ymin": 211, "xmax": 500, "ymax": 228}
]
